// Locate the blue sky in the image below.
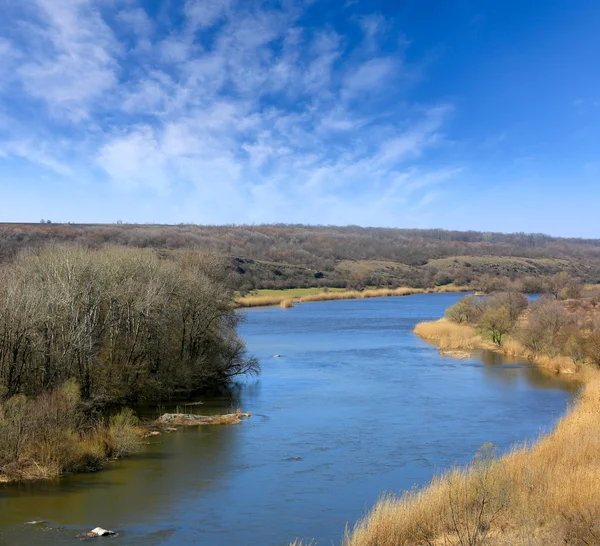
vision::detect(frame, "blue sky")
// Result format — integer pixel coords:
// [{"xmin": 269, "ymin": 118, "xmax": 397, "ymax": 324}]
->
[{"xmin": 0, "ymin": 0, "xmax": 599, "ymax": 236}]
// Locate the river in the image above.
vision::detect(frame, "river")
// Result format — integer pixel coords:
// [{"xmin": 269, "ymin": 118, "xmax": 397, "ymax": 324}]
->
[{"xmin": 0, "ymin": 294, "xmax": 578, "ymax": 545}]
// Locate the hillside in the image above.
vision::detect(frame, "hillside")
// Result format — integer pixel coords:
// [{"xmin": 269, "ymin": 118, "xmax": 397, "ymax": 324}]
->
[{"xmin": 2, "ymin": 223, "xmax": 600, "ymax": 291}]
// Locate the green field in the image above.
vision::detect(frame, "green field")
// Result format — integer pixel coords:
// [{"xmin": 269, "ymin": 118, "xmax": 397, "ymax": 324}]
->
[{"xmin": 247, "ymin": 287, "xmax": 346, "ymax": 297}]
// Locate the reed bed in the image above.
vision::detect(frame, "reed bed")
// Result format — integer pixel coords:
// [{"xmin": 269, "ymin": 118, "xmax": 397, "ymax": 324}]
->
[
  {"xmin": 414, "ymin": 318, "xmax": 484, "ymax": 350},
  {"xmin": 239, "ymin": 286, "xmax": 471, "ymax": 308},
  {"xmin": 237, "ymin": 295, "xmax": 290, "ymax": 307}
]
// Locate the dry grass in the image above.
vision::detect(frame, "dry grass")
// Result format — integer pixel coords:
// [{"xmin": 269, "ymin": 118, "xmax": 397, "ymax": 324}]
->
[
  {"xmin": 414, "ymin": 319, "xmax": 485, "ymax": 350},
  {"xmin": 237, "ymin": 295, "xmax": 290, "ymax": 307},
  {"xmin": 0, "ymin": 385, "xmax": 141, "ymax": 483},
  {"xmin": 300, "ymin": 287, "xmax": 469, "ymax": 302},
  {"xmin": 427, "ymin": 285, "xmax": 472, "ymax": 294},
  {"xmin": 238, "ymin": 286, "xmax": 471, "ymax": 308}
]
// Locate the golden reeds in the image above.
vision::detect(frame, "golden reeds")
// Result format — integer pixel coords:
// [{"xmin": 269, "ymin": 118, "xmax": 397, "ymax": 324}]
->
[
  {"xmin": 237, "ymin": 295, "xmax": 290, "ymax": 307},
  {"xmin": 238, "ymin": 286, "xmax": 471, "ymax": 308},
  {"xmin": 414, "ymin": 318, "xmax": 483, "ymax": 350}
]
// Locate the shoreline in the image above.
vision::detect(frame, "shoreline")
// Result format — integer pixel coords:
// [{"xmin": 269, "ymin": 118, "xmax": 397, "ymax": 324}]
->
[
  {"xmin": 237, "ymin": 285, "xmax": 471, "ymax": 308},
  {"xmin": 0, "ymin": 410, "xmax": 250, "ymax": 486},
  {"xmin": 340, "ymin": 319, "xmax": 599, "ymax": 546},
  {"xmin": 413, "ymin": 318, "xmax": 580, "ymax": 375}
]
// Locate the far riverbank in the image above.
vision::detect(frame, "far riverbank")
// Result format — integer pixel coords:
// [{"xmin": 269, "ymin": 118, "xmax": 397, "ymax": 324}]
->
[{"xmin": 237, "ymin": 285, "xmax": 470, "ymax": 308}]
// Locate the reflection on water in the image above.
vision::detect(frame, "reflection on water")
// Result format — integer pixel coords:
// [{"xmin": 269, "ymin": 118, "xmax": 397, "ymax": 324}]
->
[
  {"xmin": 0, "ymin": 294, "xmax": 577, "ymax": 546},
  {"xmin": 478, "ymin": 350, "xmax": 581, "ymax": 393}
]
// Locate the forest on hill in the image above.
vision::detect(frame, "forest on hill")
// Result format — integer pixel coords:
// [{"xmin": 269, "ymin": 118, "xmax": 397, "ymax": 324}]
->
[{"xmin": 2, "ymin": 223, "xmax": 600, "ymax": 291}]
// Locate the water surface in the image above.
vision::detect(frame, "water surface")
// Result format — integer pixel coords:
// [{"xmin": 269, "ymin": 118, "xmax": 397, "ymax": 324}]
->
[{"xmin": 0, "ymin": 294, "xmax": 577, "ymax": 545}]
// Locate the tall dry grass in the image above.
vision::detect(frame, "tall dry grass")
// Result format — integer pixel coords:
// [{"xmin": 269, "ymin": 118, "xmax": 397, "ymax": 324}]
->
[
  {"xmin": 0, "ymin": 382, "xmax": 141, "ymax": 482},
  {"xmin": 414, "ymin": 318, "xmax": 484, "ymax": 350},
  {"xmin": 427, "ymin": 285, "xmax": 472, "ymax": 294},
  {"xmin": 237, "ymin": 295, "xmax": 290, "ymax": 307}
]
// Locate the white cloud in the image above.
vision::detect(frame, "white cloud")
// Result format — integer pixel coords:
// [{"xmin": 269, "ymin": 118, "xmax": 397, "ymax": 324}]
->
[
  {"xmin": 0, "ymin": 0, "xmax": 461, "ymax": 225},
  {"xmin": 342, "ymin": 57, "xmax": 398, "ymax": 99},
  {"xmin": 185, "ymin": 0, "xmax": 232, "ymax": 29},
  {"xmin": 116, "ymin": 7, "xmax": 153, "ymax": 37},
  {"xmin": 16, "ymin": 0, "xmax": 120, "ymax": 121}
]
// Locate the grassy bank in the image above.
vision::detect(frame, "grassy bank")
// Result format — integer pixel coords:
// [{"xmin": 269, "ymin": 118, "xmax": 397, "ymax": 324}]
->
[
  {"xmin": 414, "ymin": 318, "xmax": 579, "ymax": 374},
  {"xmin": 237, "ymin": 285, "xmax": 470, "ymax": 308},
  {"xmin": 0, "ymin": 382, "xmax": 140, "ymax": 483},
  {"xmin": 338, "ymin": 319, "xmax": 598, "ymax": 546}
]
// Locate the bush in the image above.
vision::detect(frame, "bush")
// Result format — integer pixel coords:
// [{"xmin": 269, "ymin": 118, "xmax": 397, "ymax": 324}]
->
[
  {"xmin": 0, "ymin": 382, "xmax": 140, "ymax": 481},
  {"xmin": 108, "ymin": 408, "xmax": 141, "ymax": 457},
  {"xmin": 445, "ymin": 296, "xmax": 484, "ymax": 324},
  {"xmin": 480, "ymin": 306, "xmax": 512, "ymax": 345},
  {"xmin": 488, "ymin": 291, "xmax": 528, "ymax": 323},
  {"xmin": 519, "ymin": 297, "xmax": 573, "ymax": 356}
]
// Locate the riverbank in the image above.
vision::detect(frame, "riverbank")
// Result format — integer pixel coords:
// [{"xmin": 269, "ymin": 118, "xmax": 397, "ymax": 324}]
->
[
  {"xmin": 0, "ymin": 408, "xmax": 252, "ymax": 485},
  {"xmin": 340, "ymin": 319, "xmax": 598, "ymax": 546},
  {"xmin": 0, "ymin": 383, "xmax": 142, "ymax": 484},
  {"xmin": 237, "ymin": 285, "xmax": 470, "ymax": 308},
  {"xmin": 414, "ymin": 318, "xmax": 579, "ymax": 374}
]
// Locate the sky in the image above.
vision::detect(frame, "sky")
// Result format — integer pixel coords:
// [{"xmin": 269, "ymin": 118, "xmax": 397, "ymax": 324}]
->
[{"xmin": 0, "ymin": 0, "xmax": 599, "ymax": 236}]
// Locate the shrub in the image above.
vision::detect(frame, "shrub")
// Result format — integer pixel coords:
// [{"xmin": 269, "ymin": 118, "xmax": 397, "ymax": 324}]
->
[
  {"xmin": 519, "ymin": 297, "xmax": 573, "ymax": 356},
  {"xmin": 108, "ymin": 408, "xmax": 141, "ymax": 457},
  {"xmin": 0, "ymin": 383, "xmax": 140, "ymax": 481},
  {"xmin": 488, "ymin": 291, "xmax": 528, "ymax": 323},
  {"xmin": 480, "ymin": 306, "xmax": 512, "ymax": 345},
  {"xmin": 445, "ymin": 296, "xmax": 484, "ymax": 324}
]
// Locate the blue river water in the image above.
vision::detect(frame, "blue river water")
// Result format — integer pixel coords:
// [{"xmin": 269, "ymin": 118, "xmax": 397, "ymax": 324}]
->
[{"xmin": 0, "ymin": 293, "xmax": 577, "ymax": 545}]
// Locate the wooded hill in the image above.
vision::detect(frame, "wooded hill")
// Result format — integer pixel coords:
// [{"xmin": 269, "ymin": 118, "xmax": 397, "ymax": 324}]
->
[{"xmin": 2, "ymin": 223, "xmax": 600, "ymax": 291}]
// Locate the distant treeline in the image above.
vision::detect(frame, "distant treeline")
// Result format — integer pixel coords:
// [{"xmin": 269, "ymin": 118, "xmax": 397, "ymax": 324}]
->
[{"xmin": 2, "ymin": 223, "xmax": 600, "ymax": 291}]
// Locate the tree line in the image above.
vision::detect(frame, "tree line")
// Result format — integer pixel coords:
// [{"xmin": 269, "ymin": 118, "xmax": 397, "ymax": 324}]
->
[{"xmin": 0, "ymin": 244, "xmax": 258, "ymax": 404}]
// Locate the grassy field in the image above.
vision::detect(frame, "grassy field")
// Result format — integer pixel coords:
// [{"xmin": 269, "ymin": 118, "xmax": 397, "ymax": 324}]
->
[{"xmin": 247, "ymin": 287, "xmax": 346, "ymax": 297}]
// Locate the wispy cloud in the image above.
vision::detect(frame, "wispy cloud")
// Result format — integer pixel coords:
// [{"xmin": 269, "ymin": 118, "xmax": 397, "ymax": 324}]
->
[{"xmin": 0, "ymin": 0, "xmax": 461, "ymax": 224}]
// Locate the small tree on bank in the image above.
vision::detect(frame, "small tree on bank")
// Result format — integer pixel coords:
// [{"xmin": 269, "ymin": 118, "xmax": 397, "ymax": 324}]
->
[{"xmin": 480, "ymin": 306, "xmax": 512, "ymax": 345}]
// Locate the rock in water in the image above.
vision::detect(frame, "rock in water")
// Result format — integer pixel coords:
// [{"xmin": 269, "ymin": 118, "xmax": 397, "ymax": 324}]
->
[{"xmin": 88, "ymin": 527, "xmax": 116, "ymax": 537}]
